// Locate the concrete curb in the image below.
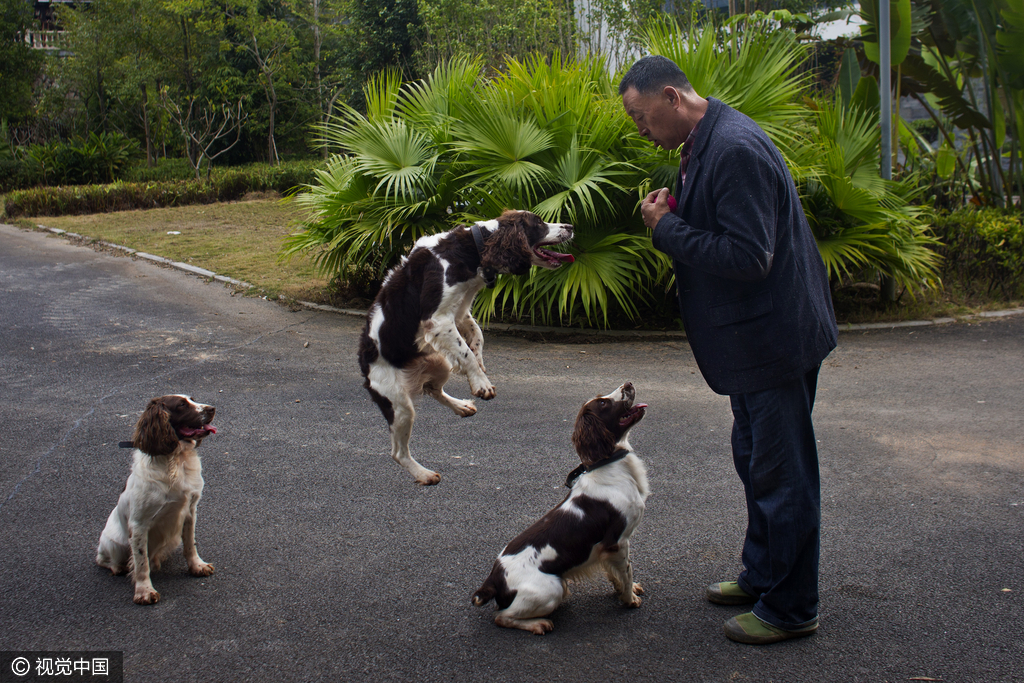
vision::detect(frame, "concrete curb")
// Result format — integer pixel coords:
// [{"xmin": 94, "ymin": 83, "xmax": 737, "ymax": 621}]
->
[
  {"xmin": 39, "ymin": 225, "xmax": 255, "ymax": 290},
  {"xmin": 33, "ymin": 224, "xmax": 1024, "ymax": 338}
]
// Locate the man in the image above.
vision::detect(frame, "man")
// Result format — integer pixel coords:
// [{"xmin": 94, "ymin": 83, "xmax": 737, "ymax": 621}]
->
[{"xmin": 619, "ymin": 55, "xmax": 838, "ymax": 645}]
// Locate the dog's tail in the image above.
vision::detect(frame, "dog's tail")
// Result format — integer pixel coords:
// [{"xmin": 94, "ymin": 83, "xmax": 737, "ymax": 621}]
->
[{"xmin": 471, "ymin": 578, "xmax": 498, "ymax": 607}]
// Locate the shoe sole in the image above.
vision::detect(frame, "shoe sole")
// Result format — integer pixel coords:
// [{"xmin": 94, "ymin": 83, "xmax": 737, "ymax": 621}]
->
[{"xmin": 723, "ymin": 620, "xmax": 818, "ymax": 645}]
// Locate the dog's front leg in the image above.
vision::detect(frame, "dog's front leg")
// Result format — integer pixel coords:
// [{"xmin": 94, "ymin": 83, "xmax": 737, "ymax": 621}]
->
[
  {"xmin": 183, "ymin": 496, "xmax": 214, "ymax": 577},
  {"xmin": 456, "ymin": 314, "xmax": 486, "ymax": 374},
  {"xmin": 604, "ymin": 542, "xmax": 643, "ymax": 607},
  {"xmin": 129, "ymin": 523, "xmax": 160, "ymax": 605},
  {"xmin": 425, "ymin": 315, "xmax": 494, "ymax": 400}
]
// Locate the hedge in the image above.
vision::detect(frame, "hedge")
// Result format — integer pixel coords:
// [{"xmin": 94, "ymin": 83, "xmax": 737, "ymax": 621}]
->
[
  {"xmin": 1, "ymin": 161, "xmax": 322, "ymax": 219},
  {"xmin": 933, "ymin": 207, "xmax": 1024, "ymax": 299}
]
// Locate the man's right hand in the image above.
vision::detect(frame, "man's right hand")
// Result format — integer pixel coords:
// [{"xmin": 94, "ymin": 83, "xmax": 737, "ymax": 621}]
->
[{"xmin": 641, "ymin": 187, "xmax": 673, "ymax": 230}]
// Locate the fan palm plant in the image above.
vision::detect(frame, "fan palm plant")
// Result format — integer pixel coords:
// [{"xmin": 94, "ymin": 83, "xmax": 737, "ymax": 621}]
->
[
  {"xmin": 287, "ymin": 52, "xmax": 666, "ymax": 328},
  {"xmin": 459, "ymin": 52, "xmax": 663, "ymax": 327},
  {"xmin": 283, "ymin": 61, "xmax": 482, "ymax": 276},
  {"xmin": 798, "ymin": 97, "xmax": 941, "ymax": 289}
]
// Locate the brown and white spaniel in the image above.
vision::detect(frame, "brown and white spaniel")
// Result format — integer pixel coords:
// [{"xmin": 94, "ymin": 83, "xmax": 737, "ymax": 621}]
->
[
  {"xmin": 472, "ymin": 382, "xmax": 649, "ymax": 634},
  {"xmin": 358, "ymin": 210, "xmax": 574, "ymax": 485},
  {"xmin": 96, "ymin": 395, "xmax": 217, "ymax": 605}
]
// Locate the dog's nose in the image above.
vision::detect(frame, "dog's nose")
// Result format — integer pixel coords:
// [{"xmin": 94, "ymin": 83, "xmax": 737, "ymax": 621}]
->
[{"xmin": 622, "ymin": 382, "xmax": 635, "ymax": 400}]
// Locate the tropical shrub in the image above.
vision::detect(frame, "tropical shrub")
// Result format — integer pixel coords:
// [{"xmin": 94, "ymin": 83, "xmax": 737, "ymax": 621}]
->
[
  {"xmin": 796, "ymin": 96, "xmax": 941, "ymax": 291},
  {"xmin": 27, "ymin": 132, "xmax": 140, "ymax": 186},
  {"xmin": 933, "ymin": 208, "xmax": 1024, "ymax": 298},
  {"xmin": 285, "ymin": 55, "xmax": 665, "ymax": 328},
  {"xmin": 287, "ymin": 15, "xmax": 946, "ymax": 328}
]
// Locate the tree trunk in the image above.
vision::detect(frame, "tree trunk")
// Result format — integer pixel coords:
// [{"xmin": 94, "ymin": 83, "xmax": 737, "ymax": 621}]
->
[
  {"xmin": 314, "ymin": 0, "xmax": 327, "ymax": 159},
  {"xmin": 140, "ymin": 82, "xmax": 153, "ymax": 167},
  {"xmin": 268, "ymin": 84, "xmax": 278, "ymax": 164}
]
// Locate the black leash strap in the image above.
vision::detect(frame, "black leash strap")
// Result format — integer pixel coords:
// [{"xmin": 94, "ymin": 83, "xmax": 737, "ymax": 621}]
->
[
  {"xmin": 470, "ymin": 224, "xmax": 497, "ymax": 288},
  {"xmin": 564, "ymin": 448, "xmax": 632, "ymax": 488},
  {"xmin": 118, "ymin": 441, "xmax": 134, "ymax": 449}
]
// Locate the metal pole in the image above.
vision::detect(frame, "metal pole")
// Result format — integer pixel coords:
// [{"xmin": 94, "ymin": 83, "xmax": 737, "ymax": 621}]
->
[
  {"xmin": 879, "ymin": 0, "xmax": 891, "ymax": 183},
  {"xmin": 878, "ymin": 0, "xmax": 896, "ymax": 301}
]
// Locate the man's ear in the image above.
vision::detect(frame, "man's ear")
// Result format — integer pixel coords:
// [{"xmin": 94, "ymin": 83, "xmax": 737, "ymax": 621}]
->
[{"xmin": 664, "ymin": 85, "xmax": 681, "ymax": 108}]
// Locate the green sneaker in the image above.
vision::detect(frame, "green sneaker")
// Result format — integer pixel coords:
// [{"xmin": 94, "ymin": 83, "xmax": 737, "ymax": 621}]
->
[
  {"xmin": 723, "ymin": 612, "xmax": 818, "ymax": 645},
  {"xmin": 705, "ymin": 581, "xmax": 756, "ymax": 605}
]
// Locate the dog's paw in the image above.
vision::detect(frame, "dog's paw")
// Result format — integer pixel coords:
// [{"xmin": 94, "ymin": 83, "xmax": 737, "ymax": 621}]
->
[
  {"xmin": 414, "ymin": 471, "xmax": 442, "ymax": 486},
  {"xmin": 633, "ymin": 582, "xmax": 644, "ymax": 595},
  {"xmin": 472, "ymin": 384, "xmax": 496, "ymax": 400},
  {"xmin": 188, "ymin": 561, "xmax": 215, "ymax": 577},
  {"xmin": 625, "ymin": 593, "xmax": 642, "ymax": 608},
  {"xmin": 528, "ymin": 619, "xmax": 554, "ymax": 635},
  {"xmin": 451, "ymin": 400, "xmax": 477, "ymax": 418},
  {"xmin": 133, "ymin": 587, "xmax": 160, "ymax": 605}
]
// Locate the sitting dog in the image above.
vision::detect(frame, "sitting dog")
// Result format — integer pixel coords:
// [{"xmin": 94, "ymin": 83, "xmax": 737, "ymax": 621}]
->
[
  {"xmin": 96, "ymin": 395, "xmax": 217, "ymax": 605},
  {"xmin": 358, "ymin": 210, "xmax": 574, "ymax": 485},
  {"xmin": 472, "ymin": 382, "xmax": 649, "ymax": 634}
]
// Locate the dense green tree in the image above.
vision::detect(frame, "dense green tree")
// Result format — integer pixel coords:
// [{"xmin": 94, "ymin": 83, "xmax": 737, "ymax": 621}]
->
[
  {"xmin": 0, "ymin": 0, "xmax": 43, "ymax": 126},
  {"xmin": 415, "ymin": 0, "xmax": 575, "ymax": 72},
  {"xmin": 339, "ymin": 0, "xmax": 422, "ymax": 109},
  {"xmin": 225, "ymin": 0, "xmax": 301, "ymax": 163}
]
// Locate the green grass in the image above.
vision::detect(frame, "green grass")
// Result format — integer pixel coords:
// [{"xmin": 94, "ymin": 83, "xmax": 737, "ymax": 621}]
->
[
  {"xmin": 21, "ymin": 198, "xmax": 1023, "ymax": 325},
  {"xmin": 27, "ymin": 196, "xmax": 331, "ymax": 302}
]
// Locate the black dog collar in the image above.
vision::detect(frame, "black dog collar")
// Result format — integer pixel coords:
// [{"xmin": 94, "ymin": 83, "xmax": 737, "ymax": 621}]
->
[
  {"xmin": 564, "ymin": 448, "xmax": 632, "ymax": 488},
  {"xmin": 470, "ymin": 224, "xmax": 497, "ymax": 288},
  {"xmin": 118, "ymin": 441, "xmax": 134, "ymax": 448}
]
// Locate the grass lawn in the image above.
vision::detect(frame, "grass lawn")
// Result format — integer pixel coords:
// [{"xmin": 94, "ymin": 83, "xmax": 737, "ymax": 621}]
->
[
  {"xmin": 25, "ymin": 197, "xmax": 331, "ymax": 302},
  {"xmin": 18, "ymin": 198, "xmax": 1023, "ymax": 326}
]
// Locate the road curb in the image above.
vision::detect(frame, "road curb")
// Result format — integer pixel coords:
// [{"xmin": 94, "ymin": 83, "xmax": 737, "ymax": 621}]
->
[{"xmin": 31, "ymin": 223, "xmax": 1024, "ymax": 338}]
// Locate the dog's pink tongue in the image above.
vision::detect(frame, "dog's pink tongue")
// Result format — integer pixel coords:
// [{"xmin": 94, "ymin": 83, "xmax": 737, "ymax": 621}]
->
[{"xmin": 537, "ymin": 247, "xmax": 574, "ymax": 264}]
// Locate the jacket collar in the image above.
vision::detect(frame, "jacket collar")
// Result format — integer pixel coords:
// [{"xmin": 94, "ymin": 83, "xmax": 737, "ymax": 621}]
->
[{"xmin": 674, "ymin": 97, "xmax": 725, "ymax": 204}]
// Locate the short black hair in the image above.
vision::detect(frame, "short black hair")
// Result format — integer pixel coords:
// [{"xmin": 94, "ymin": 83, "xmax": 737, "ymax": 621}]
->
[{"xmin": 618, "ymin": 55, "xmax": 693, "ymax": 96}]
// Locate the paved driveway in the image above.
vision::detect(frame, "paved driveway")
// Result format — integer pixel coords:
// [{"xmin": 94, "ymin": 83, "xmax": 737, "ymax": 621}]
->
[{"xmin": 1, "ymin": 223, "xmax": 1022, "ymax": 682}]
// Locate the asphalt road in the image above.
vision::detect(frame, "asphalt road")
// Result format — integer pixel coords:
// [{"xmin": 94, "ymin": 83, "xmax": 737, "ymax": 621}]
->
[{"xmin": 1, "ymin": 223, "xmax": 1022, "ymax": 682}]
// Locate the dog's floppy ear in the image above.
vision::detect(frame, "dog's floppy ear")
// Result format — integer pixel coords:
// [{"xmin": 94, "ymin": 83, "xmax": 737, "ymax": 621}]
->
[
  {"xmin": 572, "ymin": 405, "xmax": 616, "ymax": 468},
  {"xmin": 481, "ymin": 215, "xmax": 532, "ymax": 275},
  {"xmin": 133, "ymin": 398, "xmax": 179, "ymax": 457}
]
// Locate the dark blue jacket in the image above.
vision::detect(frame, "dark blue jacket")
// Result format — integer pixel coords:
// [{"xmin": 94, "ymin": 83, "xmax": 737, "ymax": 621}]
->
[{"xmin": 652, "ymin": 98, "xmax": 837, "ymax": 395}]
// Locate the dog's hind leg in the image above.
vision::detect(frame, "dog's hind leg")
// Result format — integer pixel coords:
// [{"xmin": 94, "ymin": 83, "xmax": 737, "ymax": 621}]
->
[
  {"xmin": 390, "ymin": 394, "xmax": 441, "ymax": 486},
  {"xmin": 493, "ymin": 576, "xmax": 564, "ymax": 635},
  {"xmin": 415, "ymin": 354, "xmax": 477, "ymax": 418},
  {"xmin": 366, "ymin": 365, "xmax": 441, "ymax": 485}
]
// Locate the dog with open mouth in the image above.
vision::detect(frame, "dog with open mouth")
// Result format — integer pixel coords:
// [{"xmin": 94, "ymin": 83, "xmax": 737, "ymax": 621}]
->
[
  {"xmin": 96, "ymin": 395, "xmax": 217, "ymax": 605},
  {"xmin": 358, "ymin": 210, "xmax": 574, "ymax": 485},
  {"xmin": 472, "ymin": 382, "xmax": 649, "ymax": 634}
]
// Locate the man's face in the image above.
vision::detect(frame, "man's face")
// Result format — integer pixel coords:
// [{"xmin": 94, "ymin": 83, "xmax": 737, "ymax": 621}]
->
[{"xmin": 622, "ymin": 86, "xmax": 687, "ymax": 151}]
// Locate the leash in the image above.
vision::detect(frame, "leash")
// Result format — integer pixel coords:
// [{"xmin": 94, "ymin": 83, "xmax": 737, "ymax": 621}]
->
[
  {"xmin": 118, "ymin": 441, "xmax": 134, "ymax": 448},
  {"xmin": 470, "ymin": 224, "xmax": 497, "ymax": 288},
  {"xmin": 564, "ymin": 448, "xmax": 632, "ymax": 488}
]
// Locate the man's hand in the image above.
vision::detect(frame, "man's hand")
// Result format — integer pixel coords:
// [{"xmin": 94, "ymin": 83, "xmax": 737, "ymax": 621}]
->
[{"xmin": 641, "ymin": 188, "xmax": 673, "ymax": 230}]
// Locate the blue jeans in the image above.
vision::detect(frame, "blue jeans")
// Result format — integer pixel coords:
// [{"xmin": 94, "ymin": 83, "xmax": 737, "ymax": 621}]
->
[{"xmin": 730, "ymin": 365, "xmax": 821, "ymax": 630}]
